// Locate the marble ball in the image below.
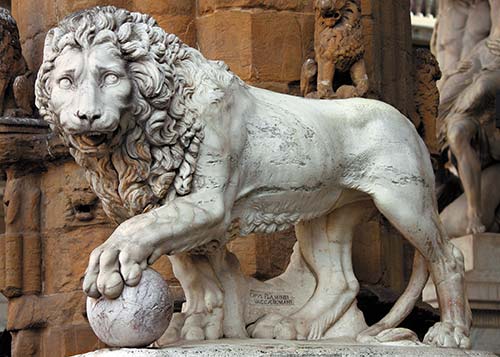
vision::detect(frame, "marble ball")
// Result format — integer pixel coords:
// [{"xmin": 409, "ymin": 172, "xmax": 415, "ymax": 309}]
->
[{"xmin": 86, "ymin": 268, "xmax": 173, "ymax": 347}]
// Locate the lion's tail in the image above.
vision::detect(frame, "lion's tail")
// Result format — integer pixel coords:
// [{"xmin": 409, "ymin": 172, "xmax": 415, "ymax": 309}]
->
[{"xmin": 358, "ymin": 250, "xmax": 429, "ymax": 340}]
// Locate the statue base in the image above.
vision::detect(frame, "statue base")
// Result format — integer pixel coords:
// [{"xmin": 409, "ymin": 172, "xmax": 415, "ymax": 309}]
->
[{"xmin": 74, "ymin": 339, "xmax": 495, "ymax": 357}]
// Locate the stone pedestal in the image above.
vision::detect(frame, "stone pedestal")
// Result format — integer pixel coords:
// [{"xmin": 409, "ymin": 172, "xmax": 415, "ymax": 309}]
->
[
  {"xmin": 73, "ymin": 339, "xmax": 495, "ymax": 357},
  {"xmin": 423, "ymin": 233, "xmax": 500, "ymax": 353}
]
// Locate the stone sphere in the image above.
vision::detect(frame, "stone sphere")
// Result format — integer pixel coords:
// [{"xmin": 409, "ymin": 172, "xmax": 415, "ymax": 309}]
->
[{"xmin": 86, "ymin": 268, "xmax": 173, "ymax": 347}]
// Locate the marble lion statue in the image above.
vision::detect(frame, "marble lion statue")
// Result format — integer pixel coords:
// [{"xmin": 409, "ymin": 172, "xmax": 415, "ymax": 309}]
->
[{"xmin": 35, "ymin": 6, "xmax": 471, "ymax": 348}]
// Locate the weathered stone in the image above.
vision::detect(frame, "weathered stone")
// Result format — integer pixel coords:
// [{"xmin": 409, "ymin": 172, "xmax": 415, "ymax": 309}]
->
[
  {"xmin": 74, "ymin": 339, "xmax": 496, "ymax": 357},
  {"xmin": 250, "ymin": 11, "xmax": 314, "ymax": 83},
  {"xmin": 11, "ymin": 329, "xmax": 40, "ymax": 357},
  {"xmin": 196, "ymin": 11, "xmax": 253, "ymax": 80},
  {"xmin": 197, "ymin": 10, "xmax": 313, "ymax": 83},
  {"xmin": 7, "ymin": 292, "xmax": 87, "ymax": 331},
  {"xmin": 44, "ymin": 324, "xmax": 105, "ymax": 357},
  {"xmin": 43, "ymin": 227, "xmax": 112, "ymax": 295},
  {"xmin": 198, "ymin": 0, "xmax": 313, "ymax": 14},
  {"xmin": 300, "ymin": 0, "xmax": 368, "ymax": 99},
  {"xmin": 0, "ymin": 8, "xmax": 34, "ymax": 117},
  {"xmin": 40, "ymin": 161, "xmax": 111, "ymax": 232},
  {"xmin": 411, "ymin": 48, "xmax": 441, "ymax": 152},
  {"xmin": 131, "ymin": 0, "xmax": 196, "ymax": 46},
  {"xmin": 87, "ymin": 269, "xmax": 173, "ymax": 348},
  {"xmin": 352, "ymin": 221, "xmax": 382, "ymax": 285}
]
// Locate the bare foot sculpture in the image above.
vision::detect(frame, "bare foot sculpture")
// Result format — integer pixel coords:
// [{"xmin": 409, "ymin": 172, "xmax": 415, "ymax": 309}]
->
[
  {"xmin": 441, "ymin": 164, "xmax": 500, "ymax": 238},
  {"xmin": 35, "ymin": 6, "xmax": 471, "ymax": 349}
]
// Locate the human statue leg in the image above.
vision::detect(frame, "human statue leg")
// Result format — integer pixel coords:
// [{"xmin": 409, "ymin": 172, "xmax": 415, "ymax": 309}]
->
[
  {"xmin": 270, "ymin": 200, "xmax": 375, "ymax": 340},
  {"xmin": 158, "ymin": 253, "xmax": 224, "ymax": 344},
  {"xmin": 441, "ymin": 163, "xmax": 500, "ymax": 237},
  {"xmin": 447, "ymin": 118, "xmax": 485, "ymax": 234}
]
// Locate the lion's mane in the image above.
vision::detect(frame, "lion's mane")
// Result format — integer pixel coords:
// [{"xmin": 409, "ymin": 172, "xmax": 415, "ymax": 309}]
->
[{"xmin": 35, "ymin": 6, "xmax": 235, "ymax": 223}]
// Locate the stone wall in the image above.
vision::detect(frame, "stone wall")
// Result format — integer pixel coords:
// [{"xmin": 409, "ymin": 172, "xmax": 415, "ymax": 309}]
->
[
  {"xmin": 11, "ymin": 0, "xmax": 414, "ymax": 115},
  {"xmin": 1, "ymin": 1, "xmax": 417, "ymax": 356}
]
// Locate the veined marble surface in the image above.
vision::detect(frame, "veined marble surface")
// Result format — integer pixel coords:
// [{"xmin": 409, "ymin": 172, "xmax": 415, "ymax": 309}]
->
[{"xmin": 75, "ymin": 339, "xmax": 496, "ymax": 357}]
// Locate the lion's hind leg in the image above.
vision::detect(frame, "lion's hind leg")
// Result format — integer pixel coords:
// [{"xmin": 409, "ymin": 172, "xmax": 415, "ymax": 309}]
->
[
  {"xmin": 369, "ymin": 183, "xmax": 471, "ymax": 348},
  {"xmin": 271, "ymin": 200, "xmax": 374, "ymax": 340}
]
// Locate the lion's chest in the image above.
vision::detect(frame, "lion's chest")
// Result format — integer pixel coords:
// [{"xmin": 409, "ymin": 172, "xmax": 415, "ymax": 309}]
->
[{"xmin": 232, "ymin": 185, "xmax": 343, "ymax": 236}]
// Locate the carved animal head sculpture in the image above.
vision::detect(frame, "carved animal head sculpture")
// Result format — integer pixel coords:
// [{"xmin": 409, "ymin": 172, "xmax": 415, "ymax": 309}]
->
[
  {"xmin": 315, "ymin": 0, "xmax": 360, "ymax": 20},
  {"xmin": 0, "ymin": 7, "xmax": 34, "ymax": 116},
  {"xmin": 35, "ymin": 7, "xmax": 212, "ymax": 223}
]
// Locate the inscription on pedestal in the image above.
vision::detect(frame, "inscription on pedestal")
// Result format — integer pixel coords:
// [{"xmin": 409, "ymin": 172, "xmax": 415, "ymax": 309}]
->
[{"xmin": 249, "ymin": 290, "xmax": 294, "ymax": 306}]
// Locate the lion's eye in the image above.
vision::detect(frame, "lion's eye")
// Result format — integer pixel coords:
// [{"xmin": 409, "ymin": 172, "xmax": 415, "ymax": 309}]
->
[
  {"xmin": 103, "ymin": 73, "xmax": 119, "ymax": 86},
  {"xmin": 58, "ymin": 77, "xmax": 73, "ymax": 90}
]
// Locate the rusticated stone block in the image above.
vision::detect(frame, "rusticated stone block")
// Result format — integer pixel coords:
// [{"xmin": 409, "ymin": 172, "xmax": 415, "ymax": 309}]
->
[
  {"xmin": 197, "ymin": 11, "xmax": 253, "ymax": 80},
  {"xmin": 12, "ymin": 1, "xmax": 131, "ymax": 72},
  {"xmin": 227, "ymin": 231, "xmax": 296, "ymax": 280},
  {"xmin": 254, "ymin": 229, "xmax": 296, "ymax": 279},
  {"xmin": 11, "ymin": 329, "xmax": 40, "ymax": 357},
  {"xmin": 43, "ymin": 227, "xmax": 112, "ymax": 295},
  {"xmin": 197, "ymin": 10, "xmax": 313, "ymax": 84},
  {"xmin": 352, "ymin": 221, "xmax": 382, "ymax": 285},
  {"xmin": 12, "ymin": 0, "xmax": 196, "ymax": 75},
  {"xmin": 7, "ymin": 292, "xmax": 86, "ymax": 331},
  {"xmin": 41, "ymin": 161, "xmax": 111, "ymax": 232},
  {"xmin": 198, "ymin": 0, "xmax": 313, "ymax": 15},
  {"xmin": 131, "ymin": 0, "xmax": 196, "ymax": 46},
  {"xmin": 228, "ymin": 235, "xmax": 258, "ymax": 277},
  {"xmin": 250, "ymin": 11, "xmax": 314, "ymax": 83},
  {"xmin": 150, "ymin": 255, "xmax": 177, "ymax": 284},
  {"xmin": 154, "ymin": 15, "xmax": 196, "ymax": 47},
  {"xmin": 131, "ymin": 0, "xmax": 194, "ymax": 15},
  {"xmin": 44, "ymin": 324, "xmax": 105, "ymax": 356}
]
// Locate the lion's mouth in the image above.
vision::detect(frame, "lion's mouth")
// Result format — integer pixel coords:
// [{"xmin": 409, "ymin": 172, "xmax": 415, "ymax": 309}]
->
[
  {"xmin": 80, "ymin": 133, "xmax": 108, "ymax": 146},
  {"xmin": 69, "ymin": 130, "xmax": 119, "ymax": 154},
  {"xmin": 322, "ymin": 9, "xmax": 341, "ymax": 19}
]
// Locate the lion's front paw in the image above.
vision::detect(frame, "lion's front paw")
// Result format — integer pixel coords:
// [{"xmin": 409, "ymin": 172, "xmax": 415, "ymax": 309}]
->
[
  {"xmin": 423, "ymin": 322, "xmax": 471, "ymax": 349},
  {"xmin": 157, "ymin": 308, "xmax": 224, "ymax": 345},
  {"xmin": 247, "ymin": 314, "xmax": 310, "ymax": 340},
  {"xmin": 83, "ymin": 238, "xmax": 162, "ymax": 299}
]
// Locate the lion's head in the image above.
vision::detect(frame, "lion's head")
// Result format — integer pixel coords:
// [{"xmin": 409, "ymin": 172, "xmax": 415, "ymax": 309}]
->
[
  {"xmin": 35, "ymin": 6, "xmax": 234, "ymax": 223},
  {"xmin": 315, "ymin": 0, "xmax": 360, "ymax": 20}
]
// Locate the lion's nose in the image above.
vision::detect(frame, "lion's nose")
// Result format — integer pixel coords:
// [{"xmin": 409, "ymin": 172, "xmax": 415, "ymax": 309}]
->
[{"xmin": 76, "ymin": 110, "xmax": 102, "ymax": 123}]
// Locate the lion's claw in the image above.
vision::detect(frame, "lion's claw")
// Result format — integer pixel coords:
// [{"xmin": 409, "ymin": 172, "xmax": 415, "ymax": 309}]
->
[
  {"xmin": 423, "ymin": 322, "xmax": 471, "ymax": 349},
  {"xmin": 157, "ymin": 309, "xmax": 224, "ymax": 345},
  {"xmin": 82, "ymin": 238, "xmax": 161, "ymax": 299},
  {"xmin": 248, "ymin": 314, "xmax": 310, "ymax": 340}
]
